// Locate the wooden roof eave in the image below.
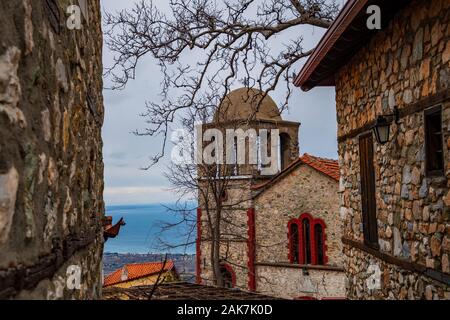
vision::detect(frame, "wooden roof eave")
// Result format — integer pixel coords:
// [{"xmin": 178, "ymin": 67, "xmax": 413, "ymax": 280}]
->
[{"xmin": 294, "ymin": 0, "xmax": 412, "ymax": 91}]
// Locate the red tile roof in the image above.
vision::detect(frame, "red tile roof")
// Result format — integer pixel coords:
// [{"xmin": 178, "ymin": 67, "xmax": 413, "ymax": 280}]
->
[
  {"xmin": 103, "ymin": 261, "xmax": 175, "ymax": 287},
  {"xmin": 251, "ymin": 153, "xmax": 339, "ymax": 193},
  {"xmin": 299, "ymin": 153, "xmax": 340, "ymax": 181}
]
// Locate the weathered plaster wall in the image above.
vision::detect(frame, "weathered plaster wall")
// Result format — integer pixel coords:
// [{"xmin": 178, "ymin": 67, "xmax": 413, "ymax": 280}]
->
[
  {"xmin": 336, "ymin": 0, "xmax": 450, "ymax": 299},
  {"xmin": 256, "ymin": 266, "xmax": 345, "ymax": 299},
  {"xmin": 0, "ymin": 0, "xmax": 104, "ymax": 299}
]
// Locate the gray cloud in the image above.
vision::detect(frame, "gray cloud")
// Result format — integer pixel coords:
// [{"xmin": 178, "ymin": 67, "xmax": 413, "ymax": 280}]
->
[{"xmin": 101, "ymin": 0, "xmax": 338, "ymax": 205}]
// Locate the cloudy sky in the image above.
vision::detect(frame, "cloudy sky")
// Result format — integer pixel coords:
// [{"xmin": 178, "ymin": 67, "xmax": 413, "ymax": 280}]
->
[{"xmin": 100, "ymin": 0, "xmax": 342, "ymax": 206}]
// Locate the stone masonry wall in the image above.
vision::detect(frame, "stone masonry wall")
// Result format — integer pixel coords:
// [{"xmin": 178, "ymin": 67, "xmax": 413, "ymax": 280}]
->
[
  {"xmin": 255, "ymin": 164, "xmax": 342, "ymax": 265},
  {"xmin": 336, "ymin": 0, "xmax": 450, "ymax": 299},
  {"xmin": 200, "ymin": 241, "xmax": 249, "ymax": 290},
  {"xmin": 253, "ymin": 164, "xmax": 345, "ymax": 299},
  {"xmin": 0, "ymin": 0, "xmax": 104, "ymax": 299}
]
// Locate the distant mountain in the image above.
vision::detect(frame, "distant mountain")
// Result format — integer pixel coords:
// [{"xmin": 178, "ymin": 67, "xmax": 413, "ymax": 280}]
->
[{"xmin": 103, "ymin": 252, "xmax": 196, "ymax": 283}]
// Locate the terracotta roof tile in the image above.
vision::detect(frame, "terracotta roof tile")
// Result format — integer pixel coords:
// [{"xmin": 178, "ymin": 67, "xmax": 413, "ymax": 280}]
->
[
  {"xmin": 299, "ymin": 153, "xmax": 340, "ymax": 181},
  {"xmin": 103, "ymin": 261, "xmax": 175, "ymax": 287},
  {"xmin": 251, "ymin": 153, "xmax": 339, "ymax": 193}
]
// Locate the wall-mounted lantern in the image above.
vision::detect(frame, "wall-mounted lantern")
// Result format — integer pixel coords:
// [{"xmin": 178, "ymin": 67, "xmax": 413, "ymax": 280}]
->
[{"xmin": 372, "ymin": 106, "xmax": 399, "ymax": 144}]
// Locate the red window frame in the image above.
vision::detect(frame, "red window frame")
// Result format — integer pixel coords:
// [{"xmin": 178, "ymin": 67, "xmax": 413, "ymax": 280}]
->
[
  {"xmin": 287, "ymin": 219, "xmax": 300, "ymax": 263},
  {"xmin": 220, "ymin": 263, "xmax": 236, "ymax": 288},
  {"xmin": 287, "ymin": 213, "xmax": 327, "ymax": 265},
  {"xmin": 311, "ymin": 219, "xmax": 327, "ymax": 265},
  {"xmin": 299, "ymin": 213, "xmax": 313, "ymax": 265}
]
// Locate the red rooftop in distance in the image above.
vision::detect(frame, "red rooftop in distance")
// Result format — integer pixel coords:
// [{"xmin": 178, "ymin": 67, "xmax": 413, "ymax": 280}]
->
[{"xmin": 103, "ymin": 261, "xmax": 176, "ymax": 287}]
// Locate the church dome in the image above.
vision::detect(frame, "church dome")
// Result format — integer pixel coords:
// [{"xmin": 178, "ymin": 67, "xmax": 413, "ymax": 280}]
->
[{"xmin": 213, "ymin": 88, "xmax": 282, "ymax": 122}]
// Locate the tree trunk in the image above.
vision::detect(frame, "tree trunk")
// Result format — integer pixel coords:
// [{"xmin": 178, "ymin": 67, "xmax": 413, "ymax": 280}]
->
[{"xmin": 212, "ymin": 208, "xmax": 223, "ymax": 287}]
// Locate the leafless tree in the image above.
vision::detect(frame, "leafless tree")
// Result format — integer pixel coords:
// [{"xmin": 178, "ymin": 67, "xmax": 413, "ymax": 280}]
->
[
  {"xmin": 154, "ymin": 117, "xmax": 251, "ymax": 287},
  {"xmin": 148, "ymin": 254, "xmax": 168, "ymax": 300},
  {"xmin": 104, "ymin": 0, "xmax": 339, "ymax": 165},
  {"xmin": 104, "ymin": 0, "xmax": 340, "ymax": 289},
  {"xmin": 153, "ymin": 115, "xmax": 293, "ymax": 290}
]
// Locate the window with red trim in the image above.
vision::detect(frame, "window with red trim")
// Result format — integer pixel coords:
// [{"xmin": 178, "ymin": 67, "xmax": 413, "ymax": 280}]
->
[
  {"xmin": 287, "ymin": 214, "xmax": 327, "ymax": 265},
  {"xmin": 314, "ymin": 223, "xmax": 324, "ymax": 265},
  {"xmin": 289, "ymin": 222, "xmax": 300, "ymax": 263},
  {"xmin": 220, "ymin": 264, "xmax": 236, "ymax": 288},
  {"xmin": 301, "ymin": 217, "xmax": 312, "ymax": 264}
]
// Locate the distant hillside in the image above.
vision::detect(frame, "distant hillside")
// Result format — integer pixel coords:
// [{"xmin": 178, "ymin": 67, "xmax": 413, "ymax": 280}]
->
[{"xmin": 103, "ymin": 252, "xmax": 196, "ymax": 283}]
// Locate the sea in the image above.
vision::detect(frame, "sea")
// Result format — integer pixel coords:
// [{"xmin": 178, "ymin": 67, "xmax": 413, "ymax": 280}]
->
[{"xmin": 103, "ymin": 203, "xmax": 196, "ymax": 254}]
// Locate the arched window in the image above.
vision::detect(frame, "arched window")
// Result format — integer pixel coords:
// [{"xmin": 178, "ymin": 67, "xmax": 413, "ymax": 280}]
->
[
  {"xmin": 288, "ymin": 222, "xmax": 300, "ymax": 263},
  {"xmin": 301, "ymin": 218, "xmax": 312, "ymax": 264},
  {"xmin": 279, "ymin": 133, "xmax": 291, "ymax": 171},
  {"xmin": 220, "ymin": 264, "xmax": 236, "ymax": 288},
  {"xmin": 230, "ymin": 136, "xmax": 238, "ymax": 176},
  {"xmin": 288, "ymin": 214, "xmax": 327, "ymax": 266},
  {"xmin": 256, "ymin": 136, "xmax": 262, "ymax": 172},
  {"xmin": 220, "ymin": 189, "xmax": 228, "ymax": 202},
  {"xmin": 314, "ymin": 223, "xmax": 324, "ymax": 265},
  {"xmin": 234, "ymin": 136, "xmax": 239, "ymax": 175}
]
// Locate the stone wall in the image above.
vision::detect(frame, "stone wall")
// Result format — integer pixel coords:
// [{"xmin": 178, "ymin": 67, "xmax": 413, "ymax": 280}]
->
[
  {"xmin": 0, "ymin": 0, "xmax": 104, "ymax": 299},
  {"xmin": 343, "ymin": 246, "xmax": 450, "ymax": 299},
  {"xmin": 199, "ymin": 241, "xmax": 249, "ymax": 289},
  {"xmin": 255, "ymin": 164, "xmax": 342, "ymax": 265},
  {"xmin": 253, "ymin": 163, "xmax": 345, "ymax": 299},
  {"xmin": 336, "ymin": 0, "xmax": 450, "ymax": 299}
]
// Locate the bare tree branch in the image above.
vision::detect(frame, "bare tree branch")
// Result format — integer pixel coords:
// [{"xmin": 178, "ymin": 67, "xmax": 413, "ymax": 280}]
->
[{"xmin": 104, "ymin": 0, "xmax": 339, "ymax": 165}]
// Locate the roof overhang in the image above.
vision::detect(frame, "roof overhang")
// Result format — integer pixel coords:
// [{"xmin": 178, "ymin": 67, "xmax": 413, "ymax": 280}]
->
[
  {"xmin": 252, "ymin": 153, "xmax": 339, "ymax": 197},
  {"xmin": 294, "ymin": 0, "xmax": 412, "ymax": 91}
]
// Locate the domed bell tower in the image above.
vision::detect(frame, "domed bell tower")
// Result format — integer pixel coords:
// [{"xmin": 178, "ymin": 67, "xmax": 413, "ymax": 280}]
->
[
  {"xmin": 196, "ymin": 88, "xmax": 299, "ymax": 289},
  {"xmin": 209, "ymin": 87, "xmax": 300, "ymax": 179}
]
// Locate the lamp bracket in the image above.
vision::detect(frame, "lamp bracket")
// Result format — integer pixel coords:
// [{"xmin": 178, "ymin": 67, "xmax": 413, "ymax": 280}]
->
[{"xmin": 381, "ymin": 106, "xmax": 399, "ymax": 124}]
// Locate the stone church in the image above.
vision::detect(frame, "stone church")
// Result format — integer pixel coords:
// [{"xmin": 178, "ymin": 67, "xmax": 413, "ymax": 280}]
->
[{"xmin": 196, "ymin": 88, "xmax": 345, "ymax": 299}]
